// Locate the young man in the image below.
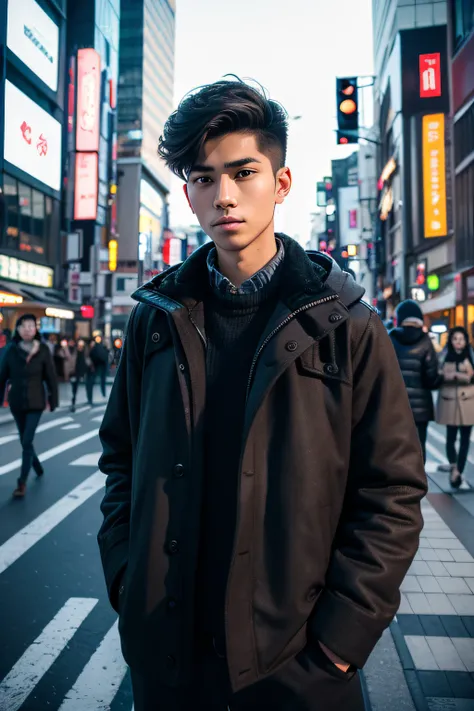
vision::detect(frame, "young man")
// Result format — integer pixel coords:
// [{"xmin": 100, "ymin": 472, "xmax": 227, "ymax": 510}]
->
[{"xmin": 98, "ymin": 80, "xmax": 427, "ymax": 711}]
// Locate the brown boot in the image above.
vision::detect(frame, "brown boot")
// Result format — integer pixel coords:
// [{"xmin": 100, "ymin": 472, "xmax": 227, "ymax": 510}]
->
[{"xmin": 13, "ymin": 481, "xmax": 26, "ymax": 498}]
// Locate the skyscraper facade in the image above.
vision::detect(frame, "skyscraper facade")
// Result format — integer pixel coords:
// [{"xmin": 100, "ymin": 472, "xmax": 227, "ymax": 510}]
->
[{"xmin": 113, "ymin": 0, "xmax": 175, "ymax": 330}]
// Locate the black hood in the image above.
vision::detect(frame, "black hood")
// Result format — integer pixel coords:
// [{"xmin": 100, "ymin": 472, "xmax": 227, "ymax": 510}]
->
[
  {"xmin": 132, "ymin": 233, "xmax": 365, "ymax": 313},
  {"xmin": 390, "ymin": 326, "xmax": 426, "ymax": 346}
]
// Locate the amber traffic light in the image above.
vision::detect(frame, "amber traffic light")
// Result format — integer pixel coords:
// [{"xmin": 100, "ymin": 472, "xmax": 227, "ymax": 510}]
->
[{"xmin": 336, "ymin": 77, "xmax": 359, "ymax": 144}]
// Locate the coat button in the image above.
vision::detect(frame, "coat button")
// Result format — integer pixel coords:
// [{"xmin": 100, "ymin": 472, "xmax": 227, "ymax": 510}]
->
[
  {"xmin": 152, "ymin": 332, "xmax": 161, "ymax": 343},
  {"xmin": 118, "ymin": 585, "xmax": 125, "ymax": 596},
  {"xmin": 168, "ymin": 539, "xmax": 179, "ymax": 554},
  {"xmin": 307, "ymin": 586, "xmax": 320, "ymax": 602},
  {"xmin": 329, "ymin": 313, "xmax": 342, "ymax": 323},
  {"xmin": 179, "ymin": 364, "xmax": 185, "ymax": 371},
  {"xmin": 324, "ymin": 363, "xmax": 339, "ymax": 375},
  {"xmin": 286, "ymin": 341, "xmax": 298, "ymax": 352},
  {"xmin": 167, "ymin": 597, "xmax": 178, "ymax": 612},
  {"xmin": 174, "ymin": 464, "xmax": 184, "ymax": 478},
  {"xmin": 166, "ymin": 654, "xmax": 176, "ymax": 668}
]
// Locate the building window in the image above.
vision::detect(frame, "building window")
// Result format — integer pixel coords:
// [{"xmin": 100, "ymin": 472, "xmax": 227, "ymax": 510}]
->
[
  {"xmin": 3, "ymin": 174, "xmax": 19, "ymax": 250},
  {"xmin": 2, "ymin": 176, "xmax": 49, "ymax": 259},
  {"xmin": 116, "ymin": 277, "xmax": 126, "ymax": 291},
  {"xmin": 452, "ymin": 0, "xmax": 474, "ymax": 54}
]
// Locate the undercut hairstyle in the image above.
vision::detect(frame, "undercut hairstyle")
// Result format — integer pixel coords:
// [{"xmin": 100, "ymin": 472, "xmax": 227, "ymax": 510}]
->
[{"xmin": 158, "ymin": 78, "xmax": 289, "ymax": 180}]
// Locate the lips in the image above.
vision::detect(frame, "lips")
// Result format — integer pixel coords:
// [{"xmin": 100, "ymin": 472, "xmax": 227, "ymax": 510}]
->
[{"xmin": 213, "ymin": 216, "xmax": 244, "ymax": 227}]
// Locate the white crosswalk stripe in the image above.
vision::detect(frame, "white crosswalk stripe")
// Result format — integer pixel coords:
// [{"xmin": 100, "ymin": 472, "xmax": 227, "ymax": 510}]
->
[
  {"xmin": 0, "ymin": 416, "xmax": 74, "ymax": 446},
  {"xmin": 0, "ymin": 470, "xmax": 105, "ymax": 574},
  {"xmin": 0, "ymin": 429, "xmax": 99, "ymax": 476},
  {"xmin": 58, "ymin": 620, "xmax": 128, "ymax": 710},
  {"xmin": 0, "ymin": 597, "xmax": 98, "ymax": 711}
]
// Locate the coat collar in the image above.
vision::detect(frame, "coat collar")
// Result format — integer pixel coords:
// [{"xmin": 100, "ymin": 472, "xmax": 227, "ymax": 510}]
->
[{"xmin": 132, "ymin": 234, "xmax": 365, "ymax": 314}]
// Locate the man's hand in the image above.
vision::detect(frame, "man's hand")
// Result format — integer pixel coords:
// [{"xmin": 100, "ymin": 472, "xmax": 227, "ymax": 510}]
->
[{"xmin": 318, "ymin": 641, "xmax": 351, "ymax": 672}]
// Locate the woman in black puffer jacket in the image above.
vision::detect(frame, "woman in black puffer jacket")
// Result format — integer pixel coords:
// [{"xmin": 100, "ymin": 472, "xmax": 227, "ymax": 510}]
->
[
  {"xmin": 0, "ymin": 314, "xmax": 58, "ymax": 498},
  {"xmin": 389, "ymin": 300, "xmax": 440, "ymax": 462}
]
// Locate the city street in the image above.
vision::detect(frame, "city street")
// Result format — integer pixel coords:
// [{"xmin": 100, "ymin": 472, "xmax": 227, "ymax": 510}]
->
[
  {"xmin": 1, "ymin": 386, "xmax": 474, "ymax": 709},
  {"xmin": 0, "ymin": 385, "xmax": 134, "ymax": 711}
]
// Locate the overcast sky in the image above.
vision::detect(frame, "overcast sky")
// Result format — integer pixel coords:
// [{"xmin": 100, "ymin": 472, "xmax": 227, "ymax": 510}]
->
[{"xmin": 168, "ymin": 0, "xmax": 374, "ymax": 244}]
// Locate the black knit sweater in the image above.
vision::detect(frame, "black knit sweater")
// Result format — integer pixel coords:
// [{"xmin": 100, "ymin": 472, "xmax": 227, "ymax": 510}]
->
[{"xmin": 195, "ymin": 265, "xmax": 282, "ymax": 650}]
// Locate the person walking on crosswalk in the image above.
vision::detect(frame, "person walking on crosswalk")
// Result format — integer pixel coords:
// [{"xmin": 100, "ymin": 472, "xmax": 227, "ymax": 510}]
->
[
  {"xmin": 437, "ymin": 326, "xmax": 474, "ymax": 489},
  {"xmin": 69, "ymin": 339, "xmax": 94, "ymax": 411},
  {"xmin": 389, "ymin": 300, "xmax": 440, "ymax": 463},
  {"xmin": 0, "ymin": 313, "xmax": 58, "ymax": 498}
]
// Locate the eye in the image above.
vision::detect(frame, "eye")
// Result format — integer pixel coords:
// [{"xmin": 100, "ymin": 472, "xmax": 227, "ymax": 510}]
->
[
  {"xmin": 236, "ymin": 169, "xmax": 255, "ymax": 179},
  {"xmin": 194, "ymin": 176, "xmax": 212, "ymax": 184}
]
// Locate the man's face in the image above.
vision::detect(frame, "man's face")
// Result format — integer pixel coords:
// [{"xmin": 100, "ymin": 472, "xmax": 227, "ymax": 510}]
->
[{"xmin": 185, "ymin": 132, "xmax": 291, "ymax": 253}]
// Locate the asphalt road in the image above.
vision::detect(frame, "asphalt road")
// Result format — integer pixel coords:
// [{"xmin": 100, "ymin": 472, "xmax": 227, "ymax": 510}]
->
[{"xmin": 0, "ymin": 387, "xmax": 134, "ymax": 711}]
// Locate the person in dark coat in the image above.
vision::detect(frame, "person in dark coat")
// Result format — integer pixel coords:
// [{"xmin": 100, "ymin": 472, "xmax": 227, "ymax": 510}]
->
[
  {"xmin": 389, "ymin": 299, "xmax": 440, "ymax": 462},
  {"xmin": 70, "ymin": 339, "xmax": 94, "ymax": 411},
  {"xmin": 97, "ymin": 80, "xmax": 426, "ymax": 711},
  {"xmin": 0, "ymin": 313, "xmax": 58, "ymax": 497},
  {"xmin": 89, "ymin": 337, "xmax": 108, "ymax": 399}
]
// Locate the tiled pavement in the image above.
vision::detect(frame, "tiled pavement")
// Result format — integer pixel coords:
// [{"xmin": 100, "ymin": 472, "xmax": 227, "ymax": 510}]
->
[{"xmin": 383, "ymin": 422, "xmax": 474, "ymax": 711}]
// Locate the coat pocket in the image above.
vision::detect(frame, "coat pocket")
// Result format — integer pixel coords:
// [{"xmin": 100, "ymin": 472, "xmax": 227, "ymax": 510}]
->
[{"xmin": 298, "ymin": 340, "xmax": 350, "ymax": 386}]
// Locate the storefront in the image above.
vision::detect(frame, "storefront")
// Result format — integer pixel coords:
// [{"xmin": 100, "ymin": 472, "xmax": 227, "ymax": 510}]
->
[{"xmin": 0, "ymin": 256, "xmax": 77, "ymax": 335}]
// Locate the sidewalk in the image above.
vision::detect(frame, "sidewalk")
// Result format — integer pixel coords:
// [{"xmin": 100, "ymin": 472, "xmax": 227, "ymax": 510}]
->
[{"xmin": 363, "ymin": 422, "xmax": 474, "ymax": 711}]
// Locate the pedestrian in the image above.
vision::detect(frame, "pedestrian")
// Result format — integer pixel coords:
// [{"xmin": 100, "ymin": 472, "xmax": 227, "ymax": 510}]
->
[
  {"xmin": 389, "ymin": 300, "xmax": 440, "ymax": 462},
  {"xmin": 97, "ymin": 79, "xmax": 426, "ymax": 711},
  {"xmin": 70, "ymin": 339, "xmax": 93, "ymax": 411},
  {"xmin": 436, "ymin": 326, "xmax": 474, "ymax": 488},
  {"xmin": 0, "ymin": 313, "xmax": 58, "ymax": 498},
  {"xmin": 89, "ymin": 337, "xmax": 108, "ymax": 399}
]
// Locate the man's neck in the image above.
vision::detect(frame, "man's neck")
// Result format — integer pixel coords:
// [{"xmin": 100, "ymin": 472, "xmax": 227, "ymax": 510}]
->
[{"xmin": 214, "ymin": 229, "xmax": 278, "ymax": 288}]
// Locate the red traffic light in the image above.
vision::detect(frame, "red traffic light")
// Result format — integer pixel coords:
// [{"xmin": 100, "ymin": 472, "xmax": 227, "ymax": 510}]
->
[
  {"xmin": 342, "ymin": 84, "xmax": 355, "ymax": 96},
  {"xmin": 339, "ymin": 136, "xmax": 349, "ymax": 144}
]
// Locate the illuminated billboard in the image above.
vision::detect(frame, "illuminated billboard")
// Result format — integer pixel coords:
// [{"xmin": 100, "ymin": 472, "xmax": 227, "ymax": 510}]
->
[
  {"xmin": 7, "ymin": 0, "xmax": 59, "ymax": 91},
  {"xmin": 76, "ymin": 49, "xmax": 101, "ymax": 152},
  {"xmin": 4, "ymin": 80, "xmax": 62, "ymax": 191},
  {"xmin": 74, "ymin": 152, "xmax": 98, "ymax": 220},
  {"xmin": 422, "ymin": 114, "xmax": 447, "ymax": 239}
]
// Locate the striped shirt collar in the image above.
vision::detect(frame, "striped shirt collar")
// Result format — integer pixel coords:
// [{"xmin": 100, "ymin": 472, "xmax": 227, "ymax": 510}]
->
[{"xmin": 207, "ymin": 238, "xmax": 285, "ymax": 295}]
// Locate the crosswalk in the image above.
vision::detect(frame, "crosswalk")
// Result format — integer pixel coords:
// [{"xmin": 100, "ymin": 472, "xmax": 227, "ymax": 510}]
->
[
  {"xmin": 0, "ymin": 400, "xmax": 135, "ymax": 710},
  {"xmin": 0, "ymin": 404, "xmax": 473, "ymax": 710}
]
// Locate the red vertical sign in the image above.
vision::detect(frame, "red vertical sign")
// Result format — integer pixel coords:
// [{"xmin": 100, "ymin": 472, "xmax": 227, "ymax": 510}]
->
[
  {"xmin": 76, "ymin": 48, "xmax": 101, "ymax": 151},
  {"xmin": 419, "ymin": 53, "xmax": 441, "ymax": 98}
]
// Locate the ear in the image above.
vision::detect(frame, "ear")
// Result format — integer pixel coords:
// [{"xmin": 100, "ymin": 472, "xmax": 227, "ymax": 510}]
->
[
  {"xmin": 183, "ymin": 184, "xmax": 195, "ymax": 213},
  {"xmin": 275, "ymin": 167, "xmax": 292, "ymax": 205}
]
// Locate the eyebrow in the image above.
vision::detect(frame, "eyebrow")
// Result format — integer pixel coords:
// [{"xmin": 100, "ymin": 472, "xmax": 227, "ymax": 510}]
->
[{"xmin": 189, "ymin": 157, "xmax": 262, "ymax": 174}]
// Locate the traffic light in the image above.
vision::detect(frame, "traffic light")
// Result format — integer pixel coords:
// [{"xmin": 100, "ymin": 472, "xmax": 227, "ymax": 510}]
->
[{"xmin": 336, "ymin": 77, "xmax": 359, "ymax": 144}]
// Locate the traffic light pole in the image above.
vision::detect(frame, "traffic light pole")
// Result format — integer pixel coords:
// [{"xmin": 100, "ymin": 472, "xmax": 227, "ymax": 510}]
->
[{"xmin": 334, "ymin": 129, "xmax": 381, "ymax": 146}]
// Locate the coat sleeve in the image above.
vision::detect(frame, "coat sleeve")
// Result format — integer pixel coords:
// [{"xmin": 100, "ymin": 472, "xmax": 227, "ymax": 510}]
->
[
  {"xmin": 422, "ymin": 339, "xmax": 442, "ymax": 390},
  {"xmin": 310, "ymin": 309, "xmax": 427, "ymax": 669},
  {"xmin": 42, "ymin": 346, "xmax": 58, "ymax": 410},
  {"xmin": 0, "ymin": 345, "xmax": 11, "ymax": 403},
  {"xmin": 97, "ymin": 305, "xmax": 141, "ymax": 611}
]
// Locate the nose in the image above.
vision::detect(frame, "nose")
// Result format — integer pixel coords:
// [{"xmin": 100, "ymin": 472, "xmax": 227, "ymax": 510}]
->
[{"xmin": 213, "ymin": 175, "xmax": 237, "ymax": 211}]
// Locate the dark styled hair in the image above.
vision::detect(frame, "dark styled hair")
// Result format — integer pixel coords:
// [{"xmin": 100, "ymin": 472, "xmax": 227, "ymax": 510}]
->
[
  {"xmin": 13, "ymin": 314, "xmax": 39, "ymax": 342},
  {"xmin": 158, "ymin": 78, "xmax": 289, "ymax": 180},
  {"xmin": 446, "ymin": 326, "xmax": 473, "ymax": 364}
]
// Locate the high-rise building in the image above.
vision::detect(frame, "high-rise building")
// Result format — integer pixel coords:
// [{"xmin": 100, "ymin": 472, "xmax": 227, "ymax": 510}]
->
[
  {"xmin": 371, "ymin": 0, "xmax": 453, "ymax": 328},
  {"xmin": 65, "ymin": 0, "xmax": 120, "ymax": 339},
  {"xmin": 113, "ymin": 0, "xmax": 175, "ymax": 332},
  {"xmin": 447, "ymin": 0, "xmax": 474, "ymax": 335},
  {"xmin": 0, "ymin": 0, "xmax": 77, "ymax": 335}
]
